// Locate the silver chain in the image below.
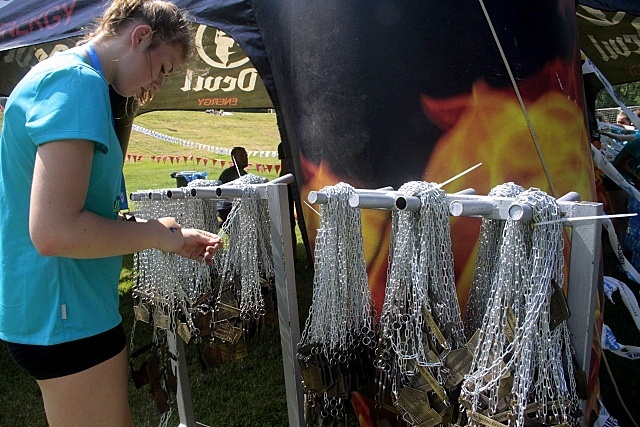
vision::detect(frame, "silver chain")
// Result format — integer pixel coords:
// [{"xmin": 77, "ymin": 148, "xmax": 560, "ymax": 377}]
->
[
  {"xmin": 215, "ymin": 174, "xmax": 273, "ymax": 320},
  {"xmin": 464, "ymin": 182, "xmax": 525, "ymax": 339},
  {"xmin": 461, "ymin": 188, "xmax": 580, "ymax": 427},
  {"xmin": 131, "ymin": 188, "xmax": 217, "ymax": 345},
  {"xmin": 300, "ymin": 182, "xmax": 376, "ymax": 360},
  {"xmin": 298, "ymin": 183, "xmax": 376, "ymax": 421},
  {"xmin": 374, "ymin": 180, "xmax": 467, "ymax": 424}
]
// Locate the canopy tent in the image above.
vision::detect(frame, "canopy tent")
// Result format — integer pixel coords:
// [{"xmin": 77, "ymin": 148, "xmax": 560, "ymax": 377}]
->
[
  {"xmin": 1, "ymin": 1, "xmax": 639, "ymax": 108},
  {"xmin": 2, "ymin": 2, "xmax": 639, "ymax": 425}
]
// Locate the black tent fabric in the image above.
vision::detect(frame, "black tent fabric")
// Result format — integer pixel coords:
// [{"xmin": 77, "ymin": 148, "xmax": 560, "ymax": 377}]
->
[
  {"xmin": 578, "ymin": 0, "xmax": 640, "ymax": 15},
  {"xmin": 1, "ymin": 0, "xmax": 639, "ymax": 101},
  {"xmin": 0, "ymin": 0, "xmax": 98, "ymax": 50},
  {"xmin": 0, "ymin": 0, "xmax": 272, "ymax": 80},
  {"xmin": 577, "ymin": 2, "xmax": 640, "ymax": 87}
]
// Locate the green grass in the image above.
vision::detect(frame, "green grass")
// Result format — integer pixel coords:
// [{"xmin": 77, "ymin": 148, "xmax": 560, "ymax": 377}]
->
[{"xmin": 124, "ymin": 111, "xmax": 281, "ymax": 194}]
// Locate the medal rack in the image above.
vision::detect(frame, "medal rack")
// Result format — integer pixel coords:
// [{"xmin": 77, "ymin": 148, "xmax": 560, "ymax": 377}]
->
[
  {"xmin": 308, "ymin": 186, "xmax": 602, "ymax": 424},
  {"xmin": 131, "ymin": 173, "xmax": 305, "ymax": 427}
]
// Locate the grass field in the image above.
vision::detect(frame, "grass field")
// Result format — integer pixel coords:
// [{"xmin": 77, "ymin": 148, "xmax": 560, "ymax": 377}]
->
[
  {"xmin": 0, "ymin": 110, "xmax": 639, "ymax": 426},
  {"xmin": 124, "ymin": 111, "xmax": 282, "ymax": 194}
]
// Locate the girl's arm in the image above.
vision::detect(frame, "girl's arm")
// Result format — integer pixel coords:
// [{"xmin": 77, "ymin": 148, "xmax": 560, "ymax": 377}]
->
[{"xmin": 29, "ymin": 139, "xmax": 221, "ymax": 260}]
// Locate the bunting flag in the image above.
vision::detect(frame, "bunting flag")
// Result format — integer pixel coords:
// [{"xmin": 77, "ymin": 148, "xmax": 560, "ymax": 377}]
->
[
  {"xmin": 130, "ymin": 125, "xmax": 279, "ymax": 157},
  {"xmin": 122, "ymin": 154, "xmax": 280, "ymax": 173}
]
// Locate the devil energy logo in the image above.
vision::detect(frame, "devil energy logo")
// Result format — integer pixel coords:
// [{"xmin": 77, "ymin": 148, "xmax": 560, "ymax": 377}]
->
[
  {"xmin": 178, "ymin": 24, "xmax": 260, "ymax": 102},
  {"xmin": 194, "ymin": 25, "xmax": 251, "ymax": 69}
]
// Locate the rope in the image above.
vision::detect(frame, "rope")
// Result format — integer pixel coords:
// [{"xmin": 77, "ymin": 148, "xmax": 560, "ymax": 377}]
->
[{"xmin": 477, "ymin": 0, "xmax": 558, "ymax": 198}]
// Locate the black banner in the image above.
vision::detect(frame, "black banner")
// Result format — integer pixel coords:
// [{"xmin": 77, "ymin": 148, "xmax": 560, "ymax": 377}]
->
[
  {"xmin": 578, "ymin": 5, "xmax": 640, "ymax": 85},
  {"xmin": 0, "ymin": 0, "xmax": 97, "ymax": 50},
  {"xmin": 140, "ymin": 25, "xmax": 272, "ymax": 112},
  {"xmin": 0, "ymin": 25, "xmax": 273, "ymax": 108},
  {"xmin": 0, "ymin": 0, "xmax": 277, "ymax": 109}
]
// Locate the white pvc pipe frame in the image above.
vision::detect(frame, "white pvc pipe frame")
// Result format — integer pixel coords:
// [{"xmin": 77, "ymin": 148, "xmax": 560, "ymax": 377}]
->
[
  {"xmin": 308, "ymin": 187, "xmax": 582, "ymax": 221},
  {"xmin": 130, "ymin": 180, "xmax": 600, "ymax": 424},
  {"xmin": 129, "ymin": 173, "xmax": 295, "ymax": 202},
  {"xmin": 130, "ymin": 173, "xmax": 305, "ymax": 427},
  {"xmin": 308, "ymin": 186, "xmax": 601, "ymax": 420}
]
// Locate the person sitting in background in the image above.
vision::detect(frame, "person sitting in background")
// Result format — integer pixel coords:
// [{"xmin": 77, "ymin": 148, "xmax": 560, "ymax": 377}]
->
[
  {"xmin": 217, "ymin": 147, "xmax": 249, "ymax": 222},
  {"xmin": 218, "ymin": 146, "xmax": 248, "ymax": 184}
]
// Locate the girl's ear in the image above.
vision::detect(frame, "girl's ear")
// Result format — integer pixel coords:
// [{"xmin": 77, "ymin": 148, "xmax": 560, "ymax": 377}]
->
[{"xmin": 130, "ymin": 24, "xmax": 153, "ymax": 49}]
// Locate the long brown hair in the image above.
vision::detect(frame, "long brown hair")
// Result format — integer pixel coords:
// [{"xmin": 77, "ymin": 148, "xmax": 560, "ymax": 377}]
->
[
  {"xmin": 96, "ymin": 0, "xmax": 191, "ymax": 56},
  {"xmin": 90, "ymin": 0, "xmax": 193, "ymax": 104}
]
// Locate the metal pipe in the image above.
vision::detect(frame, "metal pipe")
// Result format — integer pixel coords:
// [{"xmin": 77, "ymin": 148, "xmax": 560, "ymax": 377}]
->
[
  {"xmin": 449, "ymin": 199, "xmax": 495, "ymax": 217},
  {"xmin": 166, "ymin": 188, "xmax": 188, "ymax": 199},
  {"xmin": 453, "ymin": 188, "xmax": 476, "ymax": 195},
  {"xmin": 190, "ymin": 175, "xmax": 289, "ymax": 200},
  {"xmin": 307, "ymin": 191, "xmax": 327, "ymax": 204},
  {"xmin": 190, "ymin": 187, "xmax": 218, "ymax": 198},
  {"xmin": 308, "ymin": 186, "xmax": 394, "ymax": 206},
  {"xmin": 307, "ymin": 185, "xmax": 584, "ymax": 222},
  {"xmin": 558, "ymin": 191, "xmax": 580, "ymax": 202},
  {"xmin": 356, "ymin": 186, "xmax": 395, "ymax": 194},
  {"xmin": 270, "ymin": 173, "xmax": 294, "ymax": 185},
  {"xmin": 149, "ymin": 191, "xmax": 166, "ymax": 201},
  {"xmin": 215, "ymin": 187, "xmax": 247, "ymax": 199},
  {"xmin": 393, "ymin": 195, "xmax": 422, "ymax": 212},
  {"xmin": 349, "ymin": 192, "xmax": 400, "ymax": 210},
  {"xmin": 508, "ymin": 203, "xmax": 533, "ymax": 221},
  {"xmin": 129, "ymin": 192, "xmax": 147, "ymax": 202}
]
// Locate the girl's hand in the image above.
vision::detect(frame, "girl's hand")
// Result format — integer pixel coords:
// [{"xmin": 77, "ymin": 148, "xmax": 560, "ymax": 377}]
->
[
  {"xmin": 155, "ymin": 217, "xmax": 223, "ymax": 263},
  {"xmin": 177, "ymin": 229, "xmax": 223, "ymax": 264}
]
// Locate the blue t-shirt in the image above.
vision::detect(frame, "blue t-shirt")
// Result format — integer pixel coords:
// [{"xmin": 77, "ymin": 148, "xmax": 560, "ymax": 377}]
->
[
  {"xmin": 614, "ymin": 137, "xmax": 640, "ymax": 184},
  {"xmin": 0, "ymin": 48, "xmax": 124, "ymax": 345}
]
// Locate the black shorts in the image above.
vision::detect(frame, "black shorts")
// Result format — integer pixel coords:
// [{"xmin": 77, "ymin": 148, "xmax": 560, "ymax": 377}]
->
[{"xmin": 3, "ymin": 323, "xmax": 126, "ymax": 380}]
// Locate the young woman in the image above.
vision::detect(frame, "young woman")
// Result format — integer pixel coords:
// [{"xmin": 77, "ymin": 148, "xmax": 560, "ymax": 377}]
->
[{"xmin": 0, "ymin": 1, "xmax": 222, "ymax": 425}]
